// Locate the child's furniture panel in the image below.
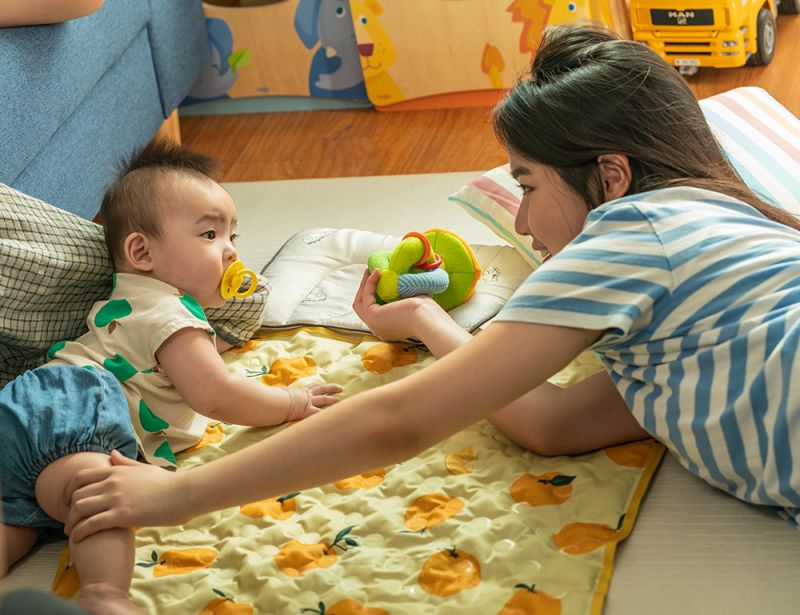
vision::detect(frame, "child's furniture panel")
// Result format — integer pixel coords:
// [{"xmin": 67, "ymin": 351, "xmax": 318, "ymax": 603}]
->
[
  {"xmin": 351, "ymin": 0, "xmax": 632, "ymax": 110},
  {"xmin": 186, "ymin": 0, "xmax": 632, "ymax": 110}
]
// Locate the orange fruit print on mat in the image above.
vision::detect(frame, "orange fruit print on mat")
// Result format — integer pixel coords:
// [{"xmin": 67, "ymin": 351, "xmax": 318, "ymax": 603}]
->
[
  {"xmin": 510, "ymin": 472, "xmax": 576, "ymax": 506},
  {"xmin": 497, "ymin": 582, "xmax": 562, "ymax": 615},
  {"xmin": 419, "ymin": 546, "xmax": 481, "ymax": 596}
]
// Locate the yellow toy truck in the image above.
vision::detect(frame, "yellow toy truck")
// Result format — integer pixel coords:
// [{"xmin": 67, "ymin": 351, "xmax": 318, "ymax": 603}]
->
[{"xmin": 629, "ymin": 0, "xmax": 798, "ymax": 73}]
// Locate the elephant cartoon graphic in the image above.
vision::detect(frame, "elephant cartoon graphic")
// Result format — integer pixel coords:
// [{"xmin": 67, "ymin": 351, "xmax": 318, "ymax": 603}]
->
[
  {"xmin": 294, "ymin": 0, "xmax": 368, "ymax": 100},
  {"xmin": 184, "ymin": 17, "xmax": 251, "ymax": 105}
]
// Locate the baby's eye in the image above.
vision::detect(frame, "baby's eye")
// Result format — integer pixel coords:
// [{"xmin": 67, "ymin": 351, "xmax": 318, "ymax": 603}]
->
[
  {"xmin": 230, "ymin": 233, "xmax": 239, "ymax": 243},
  {"xmin": 201, "ymin": 230, "xmax": 217, "ymax": 240}
]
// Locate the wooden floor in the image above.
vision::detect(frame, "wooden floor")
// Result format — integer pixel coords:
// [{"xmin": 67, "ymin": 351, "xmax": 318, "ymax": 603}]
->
[{"xmin": 182, "ymin": 16, "xmax": 800, "ymax": 182}]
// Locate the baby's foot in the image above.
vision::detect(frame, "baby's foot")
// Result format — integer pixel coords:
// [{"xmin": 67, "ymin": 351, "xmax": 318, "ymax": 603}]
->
[{"xmin": 80, "ymin": 582, "xmax": 147, "ymax": 615}]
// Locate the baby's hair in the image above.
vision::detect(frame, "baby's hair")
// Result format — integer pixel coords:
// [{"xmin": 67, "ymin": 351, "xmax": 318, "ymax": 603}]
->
[
  {"xmin": 493, "ymin": 23, "xmax": 800, "ymax": 230},
  {"xmin": 100, "ymin": 139, "xmax": 223, "ymax": 267}
]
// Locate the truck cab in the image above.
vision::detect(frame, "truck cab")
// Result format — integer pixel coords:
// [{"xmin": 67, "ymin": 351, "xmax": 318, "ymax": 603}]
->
[{"xmin": 629, "ymin": 0, "xmax": 796, "ymax": 71}]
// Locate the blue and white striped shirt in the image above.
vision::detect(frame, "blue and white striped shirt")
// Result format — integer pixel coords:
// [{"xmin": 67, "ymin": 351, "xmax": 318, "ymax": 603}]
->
[{"xmin": 495, "ymin": 187, "xmax": 800, "ymax": 507}]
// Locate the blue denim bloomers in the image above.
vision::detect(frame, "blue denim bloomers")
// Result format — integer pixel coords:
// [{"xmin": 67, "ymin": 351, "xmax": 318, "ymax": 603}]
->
[{"xmin": 0, "ymin": 365, "xmax": 137, "ymax": 528}]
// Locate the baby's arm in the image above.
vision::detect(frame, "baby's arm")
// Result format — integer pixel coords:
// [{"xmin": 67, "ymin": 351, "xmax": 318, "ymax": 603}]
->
[
  {"xmin": 156, "ymin": 328, "xmax": 341, "ymax": 426},
  {"xmin": 215, "ymin": 338, "xmax": 233, "ymax": 354}
]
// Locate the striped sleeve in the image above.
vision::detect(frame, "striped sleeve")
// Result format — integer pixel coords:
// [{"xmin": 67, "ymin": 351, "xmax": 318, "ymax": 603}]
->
[{"xmin": 494, "ymin": 201, "xmax": 673, "ymax": 343}]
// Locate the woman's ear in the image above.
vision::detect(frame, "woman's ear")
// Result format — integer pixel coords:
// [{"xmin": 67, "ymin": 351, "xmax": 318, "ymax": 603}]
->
[
  {"xmin": 596, "ymin": 154, "xmax": 632, "ymax": 202},
  {"xmin": 123, "ymin": 232, "xmax": 154, "ymax": 272}
]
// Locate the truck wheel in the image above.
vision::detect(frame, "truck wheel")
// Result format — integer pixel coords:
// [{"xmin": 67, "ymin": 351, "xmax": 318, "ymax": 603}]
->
[
  {"xmin": 778, "ymin": 0, "xmax": 800, "ymax": 14},
  {"xmin": 748, "ymin": 7, "xmax": 777, "ymax": 65}
]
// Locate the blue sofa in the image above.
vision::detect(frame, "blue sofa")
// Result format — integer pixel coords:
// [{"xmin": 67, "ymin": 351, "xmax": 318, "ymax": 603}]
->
[{"xmin": 0, "ymin": 0, "xmax": 210, "ymax": 219}]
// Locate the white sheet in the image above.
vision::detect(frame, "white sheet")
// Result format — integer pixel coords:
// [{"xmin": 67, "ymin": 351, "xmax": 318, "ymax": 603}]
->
[{"xmin": 259, "ymin": 227, "xmax": 532, "ymax": 333}]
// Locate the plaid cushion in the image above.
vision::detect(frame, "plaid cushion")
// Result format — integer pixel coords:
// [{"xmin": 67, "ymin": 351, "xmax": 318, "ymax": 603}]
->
[
  {"xmin": 206, "ymin": 277, "xmax": 269, "ymax": 349},
  {"xmin": 0, "ymin": 183, "xmax": 266, "ymax": 388}
]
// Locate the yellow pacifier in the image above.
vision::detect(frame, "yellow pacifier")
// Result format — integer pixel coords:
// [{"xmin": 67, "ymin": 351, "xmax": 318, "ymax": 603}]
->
[{"xmin": 220, "ymin": 261, "xmax": 258, "ymax": 300}]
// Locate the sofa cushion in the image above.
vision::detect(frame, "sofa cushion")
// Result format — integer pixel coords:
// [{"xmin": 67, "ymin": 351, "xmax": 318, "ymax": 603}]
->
[
  {"xmin": 12, "ymin": 29, "xmax": 165, "ymax": 219},
  {"xmin": 0, "ymin": 0, "xmax": 150, "ymax": 187},
  {"xmin": 0, "ymin": 0, "xmax": 209, "ymax": 219},
  {"xmin": 148, "ymin": 0, "xmax": 212, "ymax": 114}
]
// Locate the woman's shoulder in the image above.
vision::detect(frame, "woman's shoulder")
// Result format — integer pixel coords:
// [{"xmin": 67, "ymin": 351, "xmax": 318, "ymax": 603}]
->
[
  {"xmin": 608, "ymin": 185, "xmax": 748, "ymax": 208},
  {"xmin": 593, "ymin": 186, "xmax": 762, "ymax": 225}
]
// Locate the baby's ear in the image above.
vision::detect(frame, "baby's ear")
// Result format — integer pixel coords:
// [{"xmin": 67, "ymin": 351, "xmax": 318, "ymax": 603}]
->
[{"xmin": 123, "ymin": 232, "xmax": 153, "ymax": 272}]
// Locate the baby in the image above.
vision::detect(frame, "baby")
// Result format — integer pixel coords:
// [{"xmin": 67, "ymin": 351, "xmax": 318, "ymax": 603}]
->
[{"xmin": 0, "ymin": 140, "xmax": 341, "ymax": 614}]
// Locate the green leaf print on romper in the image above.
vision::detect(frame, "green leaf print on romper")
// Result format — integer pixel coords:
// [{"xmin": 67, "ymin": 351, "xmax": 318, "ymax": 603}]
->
[
  {"xmin": 154, "ymin": 441, "xmax": 177, "ymax": 465},
  {"xmin": 94, "ymin": 299, "xmax": 132, "ymax": 327},
  {"xmin": 47, "ymin": 340, "xmax": 67, "ymax": 359},
  {"xmin": 103, "ymin": 354, "xmax": 137, "ymax": 382},
  {"xmin": 179, "ymin": 293, "xmax": 207, "ymax": 321},
  {"xmin": 139, "ymin": 399, "xmax": 169, "ymax": 433}
]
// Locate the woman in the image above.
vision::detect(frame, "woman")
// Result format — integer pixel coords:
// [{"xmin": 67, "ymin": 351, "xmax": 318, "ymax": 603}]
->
[{"xmin": 65, "ymin": 23, "xmax": 800, "ymax": 541}]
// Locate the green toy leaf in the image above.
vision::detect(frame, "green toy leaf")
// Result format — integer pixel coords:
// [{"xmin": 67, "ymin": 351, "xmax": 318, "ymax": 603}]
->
[{"xmin": 228, "ymin": 48, "xmax": 251, "ymax": 72}]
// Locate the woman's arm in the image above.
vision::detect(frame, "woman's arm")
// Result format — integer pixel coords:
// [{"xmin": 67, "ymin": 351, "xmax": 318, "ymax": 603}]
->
[
  {"xmin": 354, "ymin": 269, "xmax": 647, "ymax": 454},
  {"xmin": 0, "ymin": 0, "xmax": 104, "ymax": 27},
  {"xmin": 65, "ymin": 318, "xmax": 599, "ymax": 540}
]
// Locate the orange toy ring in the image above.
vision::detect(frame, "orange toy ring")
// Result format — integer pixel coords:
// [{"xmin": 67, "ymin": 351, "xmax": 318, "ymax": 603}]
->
[
  {"xmin": 416, "ymin": 253, "xmax": 442, "ymax": 270},
  {"xmin": 403, "ymin": 231, "xmax": 432, "ymax": 269}
]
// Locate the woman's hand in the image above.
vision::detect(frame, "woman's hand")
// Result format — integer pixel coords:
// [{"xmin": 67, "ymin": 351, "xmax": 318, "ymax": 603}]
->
[
  {"xmin": 353, "ymin": 270, "xmax": 472, "ymax": 357},
  {"xmin": 64, "ymin": 451, "xmax": 194, "ymax": 542},
  {"xmin": 353, "ymin": 268, "xmax": 474, "ymax": 356},
  {"xmin": 352, "ymin": 268, "xmax": 439, "ymax": 341}
]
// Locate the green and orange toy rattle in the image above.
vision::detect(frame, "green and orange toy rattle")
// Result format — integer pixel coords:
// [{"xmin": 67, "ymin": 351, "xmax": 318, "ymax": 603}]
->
[{"xmin": 367, "ymin": 229, "xmax": 481, "ymax": 311}]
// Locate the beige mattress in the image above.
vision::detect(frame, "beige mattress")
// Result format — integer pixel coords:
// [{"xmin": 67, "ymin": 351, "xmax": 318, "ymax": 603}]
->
[{"xmin": 7, "ymin": 173, "xmax": 800, "ymax": 614}]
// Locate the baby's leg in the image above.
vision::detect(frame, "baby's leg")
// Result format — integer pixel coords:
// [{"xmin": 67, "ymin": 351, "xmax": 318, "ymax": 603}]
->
[
  {"xmin": 35, "ymin": 452, "xmax": 145, "ymax": 615},
  {"xmin": 1, "ymin": 523, "xmax": 38, "ymax": 573}
]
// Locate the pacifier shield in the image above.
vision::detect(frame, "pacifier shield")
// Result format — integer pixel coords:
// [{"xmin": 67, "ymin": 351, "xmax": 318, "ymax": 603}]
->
[{"xmin": 220, "ymin": 261, "xmax": 258, "ymax": 299}]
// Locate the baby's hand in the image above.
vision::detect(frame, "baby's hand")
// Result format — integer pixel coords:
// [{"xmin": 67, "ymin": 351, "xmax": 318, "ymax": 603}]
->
[
  {"xmin": 305, "ymin": 382, "xmax": 342, "ymax": 412},
  {"xmin": 286, "ymin": 383, "xmax": 343, "ymax": 421}
]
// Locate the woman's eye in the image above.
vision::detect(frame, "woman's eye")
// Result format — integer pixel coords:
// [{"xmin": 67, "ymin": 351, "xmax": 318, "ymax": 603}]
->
[
  {"xmin": 516, "ymin": 183, "xmax": 532, "ymax": 195},
  {"xmin": 201, "ymin": 230, "xmax": 217, "ymax": 240}
]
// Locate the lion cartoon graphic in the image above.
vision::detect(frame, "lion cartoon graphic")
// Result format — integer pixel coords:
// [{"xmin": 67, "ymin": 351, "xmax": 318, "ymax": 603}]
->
[
  {"xmin": 351, "ymin": 0, "xmax": 403, "ymax": 105},
  {"xmin": 508, "ymin": 0, "xmax": 589, "ymax": 55}
]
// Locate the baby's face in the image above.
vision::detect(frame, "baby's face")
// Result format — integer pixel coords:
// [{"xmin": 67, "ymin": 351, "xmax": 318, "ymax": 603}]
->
[{"xmin": 147, "ymin": 174, "xmax": 239, "ymax": 309}]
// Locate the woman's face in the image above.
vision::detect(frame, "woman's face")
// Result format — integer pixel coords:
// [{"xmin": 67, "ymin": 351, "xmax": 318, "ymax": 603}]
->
[{"xmin": 508, "ymin": 151, "xmax": 590, "ymax": 261}]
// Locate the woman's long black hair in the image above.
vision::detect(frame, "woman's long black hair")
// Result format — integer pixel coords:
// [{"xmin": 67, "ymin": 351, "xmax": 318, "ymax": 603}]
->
[{"xmin": 492, "ymin": 23, "xmax": 800, "ymax": 230}]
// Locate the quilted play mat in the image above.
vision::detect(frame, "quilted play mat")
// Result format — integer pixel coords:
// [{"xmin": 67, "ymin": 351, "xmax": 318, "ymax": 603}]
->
[{"xmin": 53, "ymin": 326, "xmax": 664, "ymax": 614}]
